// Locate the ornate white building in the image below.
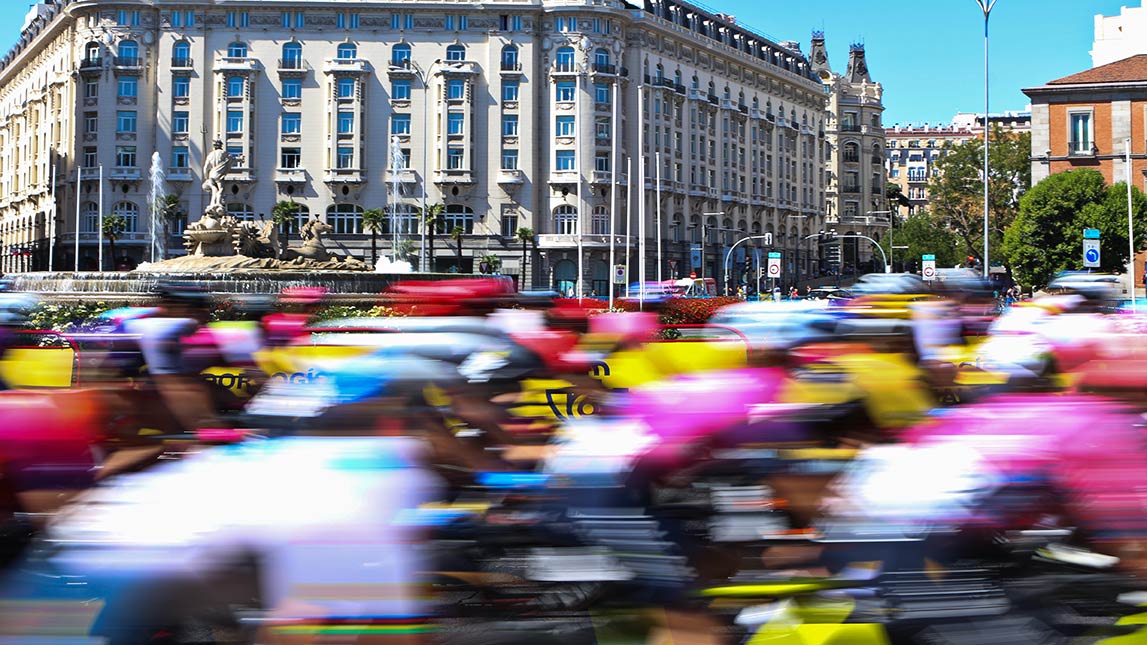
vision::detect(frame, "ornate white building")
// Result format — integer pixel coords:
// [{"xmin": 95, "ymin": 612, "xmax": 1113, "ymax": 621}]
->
[
  {"xmin": 0, "ymin": 0, "xmax": 829, "ymax": 292},
  {"xmin": 809, "ymin": 32, "xmax": 888, "ymax": 275}
]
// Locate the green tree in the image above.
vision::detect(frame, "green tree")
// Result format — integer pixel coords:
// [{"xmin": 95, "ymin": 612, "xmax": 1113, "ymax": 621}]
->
[
  {"xmin": 449, "ymin": 224, "xmax": 465, "ymax": 271},
  {"xmin": 885, "ymin": 182, "xmax": 910, "ymax": 211},
  {"xmin": 154, "ymin": 194, "xmax": 185, "ymax": 258},
  {"xmin": 101, "ymin": 213, "xmax": 127, "ymax": 271},
  {"xmin": 362, "ymin": 207, "xmax": 386, "ymax": 267},
  {"xmin": 516, "ymin": 226, "xmax": 534, "ymax": 287},
  {"xmin": 270, "ymin": 200, "xmax": 301, "ymax": 257},
  {"xmin": 419, "ymin": 203, "xmax": 445, "ymax": 269},
  {"xmin": 928, "ymin": 127, "xmax": 1032, "ymax": 266},
  {"xmin": 1002, "ymin": 169, "xmax": 1147, "ymax": 289},
  {"xmin": 881, "ymin": 212, "xmax": 961, "ymax": 271}
]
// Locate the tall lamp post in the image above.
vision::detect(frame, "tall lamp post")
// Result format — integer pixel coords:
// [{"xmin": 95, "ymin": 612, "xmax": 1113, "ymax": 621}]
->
[
  {"xmin": 975, "ymin": 0, "xmax": 997, "ymax": 279},
  {"xmin": 412, "ymin": 59, "xmax": 442, "ymax": 273}
]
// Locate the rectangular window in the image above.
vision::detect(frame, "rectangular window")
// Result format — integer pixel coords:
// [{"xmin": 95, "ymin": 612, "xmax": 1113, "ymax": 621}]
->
[
  {"xmin": 338, "ymin": 13, "xmax": 358, "ymax": 29},
  {"xmin": 391, "ymin": 79, "xmax": 411, "ymax": 100},
  {"xmin": 556, "ymin": 150, "xmax": 575, "ymax": 170},
  {"xmin": 594, "ymin": 153, "xmax": 610, "ymax": 172},
  {"xmin": 172, "ymin": 111, "xmax": 189, "ymax": 134},
  {"xmin": 227, "ymin": 76, "xmax": 245, "ymax": 98},
  {"xmin": 391, "ymin": 114, "xmax": 411, "ymax": 135},
  {"xmin": 184, "ymin": 11, "xmax": 196, "ymax": 27},
  {"xmin": 392, "ymin": 13, "xmax": 400, "ymax": 29},
  {"xmin": 594, "ymin": 83, "xmax": 611, "ymax": 104},
  {"xmin": 282, "ymin": 113, "xmax": 301, "ymax": 134},
  {"xmin": 556, "ymin": 17, "xmax": 572, "ymax": 32},
  {"xmin": 116, "ymin": 111, "xmax": 137, "ymax": 133},
  {"xmin": 459, "ymin": 15, "xmax": 468, "ymax": 30},
  {"xmin": 502, "ymin": 80, "xmax": 519, "ymax": 102},
  {"xmin": 84, "ymin": 78, "xmax": 98, "ymax": 99},
  {"xmin": 445, "ymin": 15, "xmax": 454, "ymax": 30},
  {"xmin": 83, "ymin": 147, "xmax": 97, "ymax": 168},
  {"xmin": 447, "ymin": 79, "xmax": 466, "ymax": 101},
  {"xmin": 118, "ymin": 76, "xmax": 137, "ymax": 99},
  {"xmin": 447, "ymin": 112, "xmax": 464, "ymax": 135},
  {"xmin": 1070, "ymin": 112, "xmax": 1092, "ymax": 154},
  {"xmin": 337, "ymin": 78, "xmax": 357, "ymax": 99},
  {"xmin": 556, "ymin": 81, "xmax": 575, "ymax": 102},
  {"xmin": 280, "ymin": 147, "xmax": 301, "ymax": 169},
  {"xmin": 227, "ymin": 110, "xmax": 244, "ymax": 133},
  {"xmin": 168, "ymin": 77, "xmax": 192, "ymax": 102},
  {"xmin": 336, "ymin": 147, "xmax": 354, "ymax": 169},
  {"xmin": 115, "ymin": 146, "xmax": 136, "ymax": 167},
  {"xmin": 555, "ymin": 115, "xmax": 575, "ymax": 137},
  {"xmin": 226, "ymin": 11, "xmax": 249, "ymax": 28},
  {"xmin": 282, "ymin": 78, "xmax": 302, "ymax": 100},
  {"xmin": 404, "ymin": 14, "xmax": 414, "ymax": 30},
  {"xmin": 117, "ymin": 10, "xmax": 140, "ymax": 26},
  {"xmin": 592, "ymin": 18, "xmax": 603, "ymax": 33},
  {"xmin": 501, "ymin": 213, "xmax": 519, "ymax": 238},
  {"xmin": 595, "ymin": 118, "xmax": 610, "ymax": 140},
  {"xmin": 501, "ymin": 149, "xmax": 518, "ymax": 170},
  {"xmin": 171, "ymin": 11, "xmax": 182, "ymax": 28},
  {"xmin": 337, "ymin": 13, "xmax": 345, "ymax": 29},
  {"xmin": 502, "ymin": 114, "xmax": 519, "ymax": 136},
  {"xmin": 337, "ymin": 111, "xmax": 355, "ymax": 134},
  {"xmin": 172, "ymin": 146, "xmax": 189, "ymax": 168},
  {"xmin": 227, "ymin": 146, "xmax": 243, "ymax": 163},
  {"xmin": 84, "ymin": 112, "xmax": 97, "ymax": 134},
  {"xmin": 446, "ymin": 147, "xmax": 465, "ymax": 169}
]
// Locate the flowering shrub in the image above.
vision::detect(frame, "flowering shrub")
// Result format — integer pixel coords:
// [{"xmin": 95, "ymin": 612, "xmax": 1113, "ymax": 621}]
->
[
  {"xmin": 27, "ymin": 302, "xmax": 111, "ymax": 333},
  {"xmin": 617, "ymin": 297, "xmax": 741, "ymax": 326},
  {"xmin": 311, "ymin": 304, "xmax": 404, "ymax": 322}
]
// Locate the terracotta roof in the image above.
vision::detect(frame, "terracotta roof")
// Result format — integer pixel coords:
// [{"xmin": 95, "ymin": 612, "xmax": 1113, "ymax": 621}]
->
[{"xmin": 1048, "ymin": 55, "xmax": 1147, "ymax": 85}]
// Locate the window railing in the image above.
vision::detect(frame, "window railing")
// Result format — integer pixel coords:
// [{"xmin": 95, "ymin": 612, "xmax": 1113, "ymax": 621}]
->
[
  {"xmin": 840, "ymin": 123, "xmax": 862, "ymax": 133},
  {"xmin": 80, "ymin": 56, "xmax": 101, "ymax": 69},
  {"xmin": 279, "ymin": 58, "xmax": 304, "ymax": 70},
  {"xmin": 1069, "ymin": 140, "xmax": 1095, "ymax": 156},
  {"xmin": 501, "ymin": 60, "xmax": 522, "ymax": 71},
  {"xmin": 390, "ymin": 58, "xmax": 412, "ymax": 69},
  {"xmin": 114, "ymin": 56, "xmax": 141, "ymax": 68},
  {"xmin": 843, "ymin": 153, "xmax": 860, "ymax": 163},
  {"xmin": 554, "ymin": 61, "xmax": 575, "ymax": 72},
  {"xmin": 842, "ymin": 184, "xmax": 861, "ymax": 194},
  {"xmin": 592, "ymin": 62, "xmax": 616, "ymax": 74},
  {"xmin": 171, "ymin": 56, "xmax": 192, "ymax": 68}
]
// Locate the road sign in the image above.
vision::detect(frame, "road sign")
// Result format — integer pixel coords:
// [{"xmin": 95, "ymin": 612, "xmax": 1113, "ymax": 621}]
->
[
  {"xmin": 921, "ymin": 254, "xmax": 937, "ymax": 281},
  {"xmin": 1083, "ymin": 238, "xmax": 1101, "ymax": 268},
  {"xmin": 667, "ymin": 258, "xmax": 678, "ymax": 274},
  {"xmin": 766, "ymin": 251, "xmax": 782, "ymax": 278},
  {"xmin": 690, "ymin": 245, "xmax": 702, "ymax": 268},
  {"xmin": 613, "ymin": 264, "xmax": 626, "ymax": 284},
  {"xmin": 1083, "ymin": 228, "xmax": 1102, "ymax": 240}
]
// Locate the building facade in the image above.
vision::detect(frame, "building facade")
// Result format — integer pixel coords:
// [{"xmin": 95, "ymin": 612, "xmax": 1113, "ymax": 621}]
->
[
  {"xmin": 1025, "ymin": 55, "xmax": 1147, "ymax": 290},
  {"xmin": 809, "ymin": 33, "xmax": 887, "ymax": 273},
  {"xmin": 884, "ymin": 111, "xmax": 1031, "ymax": 218},
  {"xmin": 1093, "ymin": 1, "xmax": 1147, "ymax": 68},
  {"xmin": 0, "ymin": 0, "xmax": 829, "ymax": 293}
]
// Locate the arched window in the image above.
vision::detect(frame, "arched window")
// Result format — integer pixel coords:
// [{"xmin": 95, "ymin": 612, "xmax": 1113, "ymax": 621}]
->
[
  {"xmin": 227, "ymin": 41, "xmax": 248, "ymax": 58},
  {"xmin": 670, "ymin": 216, "xmax": 682, "ymax": 243},
  {"xmin": 116, "ymin": 41, "xmax": 139, "ymax": 65},
  {"xmin": 752, "ymin": 96, "xmax": 759, "ymax": 109},
  {"xmin": 553, "ymin": 205, "xmax": 577, "ymax": 235},
  {"xmin": 705, "ymin": 216, "xmax": 718, "ymax": 244},
  {"xmin": 655, "ymin": 63, "xmax": 664, "ymax": 82},
  {"xmin": 327, "ymin": 203, "xmax": 363, "ymax": 235},
  {"xmin": 172, "ymin": 41, "xmax": 190, "ymax": 66},
  {"xmin": 445, "ymin": 44, "xmax": 466, "ymax": 61},
  {"xmin": 593, "ymin": 48, "xmax": 610, "ymax": 69},
  {"xmin": 83, "ymin": 42, "xmax": 101, "ymax": 65},
  {"xmin": 555, "ymin": 46, "xmax": 575, "ymax": 72},
  {"xmin": 751, "ymin": 221, "xmax": 761, "ymax": 234},
  {"xmin": 689, "ymin": 214, "xmax": 700, "ymax": 243},
  {"xmin": 282, "ymin": 42, "xmax": 302, "ymax": 66},
  {"xmin": 226, "ymin": 203, "xmax": 254, "ymax": 221},
  {"xmin": 843, "ymin": 142, "xmax": 859, "ymax": 163},
  {"xmin": 591, "ymin": 206, "xmax": 608, "ymax": 235},
  {"xmin": 82, "ymin": 202, "xmax": 99, "ymax": 233},
  {"xmin": 441, "ymin": 204, "xmax": 474, "ymax": 234},
  {"xmin": 502, "ymin": 45, "xmax": 519, "ymax": 69},
  {"xmin": 391, "ymin": 43, "xmax": 411, "ymax": 66},
  {"xmin": 390, "ymin": 204, "xmax": 418, "ymax": 236},
  {"xmin": 691, "ymin": 74, "xmax": 699, "ymax": 89},
  {"xmin": 337, "ymin": 43, "xmax": 357, "ymax": 59},
  {"xmin": 674, "ymin": 69, "xmax": 682, "ymax": 86},
  {"xmin": 112, "ymin": 201, "xmax": 139, "ymax": 232},
  {"xmin": 591, "ymin": 260, "xmax": 609, "ymax": 296},
  {"xmin": 553, "ymin": 259, "xmax": 577, "ymax": 296},
  {"xmin": 279, "ymin": 204, "xmax": 310, "ymax": 235}
]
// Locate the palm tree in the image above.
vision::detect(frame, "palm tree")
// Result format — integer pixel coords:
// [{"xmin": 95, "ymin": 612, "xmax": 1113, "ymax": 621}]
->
[
  {"xmin": 102, "ymin": 213, "xmax": 127, "ymax": 271},
  {"xmin": 362, "ymin": 207, "xmax": 386, "ymax": 267},
  {"xmin": 154, "ymin": 194, "xmax": 184, "ymax": 259},
  {"xmin": 270, "ymin": 200, "xmax": 300, "ymax": 257},
  {"xmin": 516, "ymin": 227, "xmax": 534, "ymax": 288},
  {"xmin": 419, "ymin": 203, "xmax": 445, "ymax": 270},
  {"xmin": 449, "ymin": 224, "xmax": 464, "ymax": 271}
]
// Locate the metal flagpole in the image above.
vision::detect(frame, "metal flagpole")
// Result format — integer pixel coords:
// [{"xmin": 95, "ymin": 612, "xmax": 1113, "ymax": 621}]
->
[
  {"xmin": 48, "ymin": 157, "xmax": 56, "ymax": 271},
  {"xmin": 73, "ymin": 168, "xmax": 81, "ymax": 272},
  {"xmin": 609, "ymin": 77, "xmax": 619, "ymax": 310},
  {"xmin": 97, "ymin": 164, "xmax": 103, "ymax": 271},
  {"xmin": 638, "ymin": 84, "xmax": 646, "ymax": 308},
  {"xmin": 576, "ymin": 65, "xmax": 584, "ymax": 301},
  {"xmin": 1129, "ymin": 138, "xmax": 1138, "ymax": 313},
  {"xmin": 656, "ymin": 150, "xmax": 662, "ymax": 284}
]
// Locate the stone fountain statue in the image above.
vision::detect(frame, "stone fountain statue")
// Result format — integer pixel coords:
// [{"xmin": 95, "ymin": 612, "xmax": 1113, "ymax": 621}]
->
[{"xmin": 141, "ymin": 141, "xmax": 369, "ymax": 272}]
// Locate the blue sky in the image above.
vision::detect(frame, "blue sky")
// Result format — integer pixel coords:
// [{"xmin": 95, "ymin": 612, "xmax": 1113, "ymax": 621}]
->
[{"xmin": 0, "ymin": 1, "xmax": 1133, "ymax": 125}]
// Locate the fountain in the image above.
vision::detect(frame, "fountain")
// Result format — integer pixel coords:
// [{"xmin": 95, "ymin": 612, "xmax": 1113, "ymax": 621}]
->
[
  {"xmin": 148, "ymin": 152, "xmax": 166, "ymax": 263},
  {"xmin": 387, "ymin": 135, "xmax": 411, "ymax": 269},
  {"xmin": 14, "ymin": 141, "xmax": 465, "ymax": 303}
]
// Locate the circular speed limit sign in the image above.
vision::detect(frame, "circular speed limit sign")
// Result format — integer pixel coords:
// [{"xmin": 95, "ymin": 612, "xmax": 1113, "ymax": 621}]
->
[
  {"xmin": 768, "ymin": 263, "xmax": 780, "ymax": 276},
  {"xmin": 923, "ymin": 266, "xmax": 935, "ymax": 278}
]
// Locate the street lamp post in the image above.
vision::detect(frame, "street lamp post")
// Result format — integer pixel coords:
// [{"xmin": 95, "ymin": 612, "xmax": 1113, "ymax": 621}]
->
[
  {"xmin": 723, "ymin": 233, "xmax": 773, "ymax": 296},
  {"xmin": 699, "ymin": 211, "xmax": 724, "ymax": 282},
  {"xmin": 412, "ymin": 59, "xmax": 442, "ymax": 273},
  {"xmin": 975, "ymin": 0, "xmax": 997, "ymax": 279}
]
